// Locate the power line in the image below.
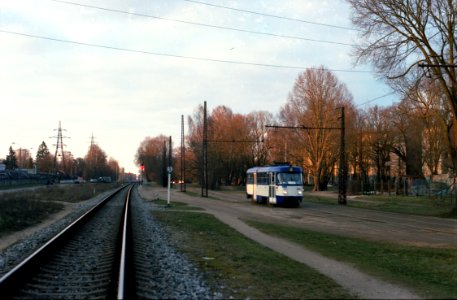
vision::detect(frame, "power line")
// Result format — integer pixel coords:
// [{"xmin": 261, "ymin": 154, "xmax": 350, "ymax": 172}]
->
[
  {"xmin": 0, "ymin": 29, "xmax": 371, "ymax": 73},
  {"xmin": 51, "ymin": 0, "xmax": 353, "ymax": 47},
  {"xmin": 356, "ymin": 92, "xmax": 396, "ymax": 107},
  {"xmin": 207, "ymin": 139, "xmax": 264, "ymax": 143},
  {"xmin": 184, "ymin": 0, "xmax": 360, "ymax": 32}
]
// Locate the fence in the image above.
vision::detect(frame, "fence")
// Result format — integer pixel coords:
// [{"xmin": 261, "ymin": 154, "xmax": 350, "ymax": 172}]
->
[
  {"xmin": 347, "ymin": 175, "xmax": 456, "ymax": 198},
  {"xmin": 0, "ymin": 170, "xmax": 58, "ymax": 188}
]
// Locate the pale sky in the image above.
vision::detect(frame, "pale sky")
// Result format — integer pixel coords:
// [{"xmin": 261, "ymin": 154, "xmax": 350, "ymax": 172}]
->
[{"xmin": 0, "ymin": 0, "xmax": 396, "ymax": 174}]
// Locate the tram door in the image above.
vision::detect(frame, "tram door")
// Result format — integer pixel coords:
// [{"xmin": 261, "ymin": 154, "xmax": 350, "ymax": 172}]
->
[
  {"xmin": 268, "ymin": 172, "xmax": 276, "ymax": 204},
  {"xmin": 253, "ymin": 173, "xmax": 257, "ymax": 200}
]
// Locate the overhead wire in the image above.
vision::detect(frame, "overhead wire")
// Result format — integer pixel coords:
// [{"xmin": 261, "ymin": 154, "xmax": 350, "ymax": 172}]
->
[
  {"xmin": 51, "ymin": 0, "xmax": 354, "ymax": 47},
  {"xmin": 0, "ymin": 29, "xmax": 370, "ymax": 73},
  {"xmin": 356, "ymin": 92, "xmax": 396, "ymax": 107},
  {"xmin": 183, "ymin": 0, "xmax": 361, "ymax": 31}
]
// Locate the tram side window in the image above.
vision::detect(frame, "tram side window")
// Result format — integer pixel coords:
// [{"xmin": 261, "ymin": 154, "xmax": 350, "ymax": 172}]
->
[
  {"xmin": 247, "ymin": 173, "xmax": 254, "ymax": 184},
  {"xmin": 257, "ymin": 172, "xmax": 268, "ymax": 185}
]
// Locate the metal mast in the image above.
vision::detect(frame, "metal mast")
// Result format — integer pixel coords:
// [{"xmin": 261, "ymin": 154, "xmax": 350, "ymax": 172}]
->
[
  {"xmin": 181, "ymin": 115, "xmax": 186, "ymax": 192},
  {"xmin": 201, "ymin": 101, "xmax": 208, "ymax": 197},
  {"xmin": 337, "ymin": 107, "xmax": 347, "ymax": 204},
  {"xmin": 51, "ymin": 121, "xmax": 69, "ymax": 173}
]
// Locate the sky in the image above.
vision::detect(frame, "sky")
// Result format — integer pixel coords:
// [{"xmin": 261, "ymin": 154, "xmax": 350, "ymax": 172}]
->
[{"xmin": 0, "ymin": 0, "xmax": 396, "ymax": 174}]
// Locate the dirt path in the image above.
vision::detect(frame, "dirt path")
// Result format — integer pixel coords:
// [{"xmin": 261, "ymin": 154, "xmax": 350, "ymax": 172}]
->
[{"xmin": 139, "ymin": 185, "xmax": 422, "ymax": 299}]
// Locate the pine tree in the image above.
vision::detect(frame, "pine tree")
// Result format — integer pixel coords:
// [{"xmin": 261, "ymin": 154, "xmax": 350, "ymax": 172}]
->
[
  {"xmin": 5, "ymin": 146, "xmax": 17, "ymax": 170},
  {"xmin": 36, "ymin": 141, "xmax": 53, "ymax": 173}
]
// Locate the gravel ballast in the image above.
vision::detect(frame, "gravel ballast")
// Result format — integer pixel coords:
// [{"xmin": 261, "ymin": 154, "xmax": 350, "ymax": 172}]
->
[{"xmin": 0, "ymin": 185, "xmax": 214, "ymax": 299}]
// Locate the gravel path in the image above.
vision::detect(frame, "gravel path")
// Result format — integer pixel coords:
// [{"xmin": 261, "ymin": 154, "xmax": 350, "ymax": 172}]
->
[
  {"xmin": 214, "ymin": 211, "xmax": 418, "ymax": 299},
  {"xmin": 139, "ymin": 185, "xmax": 422, "ymax": 299}
]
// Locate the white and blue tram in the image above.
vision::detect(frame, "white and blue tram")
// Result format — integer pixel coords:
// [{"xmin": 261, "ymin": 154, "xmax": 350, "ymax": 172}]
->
[{"xmin": 246, "ymin": 165, "xmax": 303, "ymax": 207}]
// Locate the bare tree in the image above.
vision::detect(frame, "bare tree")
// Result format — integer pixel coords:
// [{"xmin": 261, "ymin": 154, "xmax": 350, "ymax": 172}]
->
[
  {"xmin": 245, "ymin": 111, "xmax": 275, "ymax": 166},
  {"xmin": 390, "ymin": 100, "xmax": 426, "ymax": 179},
  {"xmin": 347, "ymin": 0, "xmax": 457, "ymax": 171},
  {"xmin": 408, "ymin": 79, "xmax": 450, "ymax": 175},
  {"xmin": 84, "ymin": 144, "xmax": 108, "ymax": 180},
  {"xmin": 107, "ymin": 158, "xmax": 120, "ymax": 181},
  {"xmin": 365, "ymin": 106, "xmax": 398, "ymax": 193},
  {"xmin": 135, "ymin": 135, "xmax": 168, "ymax": 184},
  {"xmin": 280, "ymin": 67, "xmax": 354, "ymax": 191}
]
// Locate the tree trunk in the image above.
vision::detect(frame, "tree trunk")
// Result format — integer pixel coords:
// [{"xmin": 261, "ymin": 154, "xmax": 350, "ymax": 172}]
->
[
  {"xmin": 448, "ymin": 120, "xmax": 457, "ymax": 215},
  {"xmin": 405, "ymin": 119, "xmax": 425, "ymax": 179}
]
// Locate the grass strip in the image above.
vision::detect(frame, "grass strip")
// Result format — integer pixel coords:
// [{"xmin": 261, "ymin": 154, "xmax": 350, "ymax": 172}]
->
[
  {"xmin": 152, "ymin": 209, "xmax": 354, "ymax": 299},
  {"xmin": 0, "ymin": 198, "xmax": 63, "ymax": 235},
  {"xmin": 245, "ymin": 219, "xmax": 457, "ymax": 299},
  {"xmin": 0, "ymin": 183, "xmax": 121, "ymax": 235},
  {"xmin": 149, "ymin": 199, "xmax": 203, "ymax": 211},
  {"xmin": 304, "ymin": 194, "xmax": 456, "ymax": 218}
]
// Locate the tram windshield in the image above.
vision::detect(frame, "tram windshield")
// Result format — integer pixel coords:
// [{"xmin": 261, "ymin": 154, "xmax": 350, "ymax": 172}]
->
[{"xmin": 276, "ymin": 172, "xmax": 302, "ymax": 185}]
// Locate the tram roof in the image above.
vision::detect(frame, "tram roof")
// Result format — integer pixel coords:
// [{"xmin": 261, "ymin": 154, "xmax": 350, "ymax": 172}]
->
[{"xmin": 246, "ymin": 165, "xmax": 302, "ymax": 173}]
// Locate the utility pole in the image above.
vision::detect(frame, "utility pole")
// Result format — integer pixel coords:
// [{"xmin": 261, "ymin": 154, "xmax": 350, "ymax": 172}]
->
[
  {"xmin": 181, "ymin": 115, "xmax": 186, "ymax": 192},
  {"xmin": 162, "ymin": 140, "xmax": 167, "ymax": 187},
  {"xmin": 168, "ymin": 136, "xmax": 172, "ymax": 168},
  {"xmin": 338, "ymin": 107, "xmax": 347, "ymax": 205},
  {"xmin": 202, "ymin": 101, "xmax": 208, "ymax": 197},
  {"xmin": 167, "ymin": 136, "xmax": 173, "ymax": 206}
]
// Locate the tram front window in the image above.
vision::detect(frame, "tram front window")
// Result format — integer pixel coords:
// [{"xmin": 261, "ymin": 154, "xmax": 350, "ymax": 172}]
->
[{"xmin": 276, "ymin": 173, "xmax": 301, "ymax": 185}]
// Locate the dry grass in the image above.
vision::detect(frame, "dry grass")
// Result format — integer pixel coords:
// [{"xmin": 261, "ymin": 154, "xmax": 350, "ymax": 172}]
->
[{"xmin": 0, "ymin": 183, "xmax": 120, "ymax": 236}]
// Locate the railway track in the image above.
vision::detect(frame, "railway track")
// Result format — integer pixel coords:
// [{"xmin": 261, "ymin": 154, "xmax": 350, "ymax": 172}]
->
[{"xmin": 0, "ymin": 184, "xmax": 134, "ymax": 299}]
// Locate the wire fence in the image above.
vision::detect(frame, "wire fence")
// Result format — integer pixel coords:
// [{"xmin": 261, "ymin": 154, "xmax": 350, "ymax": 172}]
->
[
  {"xmin": 0, "ymin": 170, "xmax": 58, "ymax": 188},
  {"xmin": 347, "ymin": 175, "xmax": 456, "ymax": 201}
]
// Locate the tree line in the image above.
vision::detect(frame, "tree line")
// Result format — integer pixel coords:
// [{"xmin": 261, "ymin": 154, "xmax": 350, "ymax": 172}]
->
[
  {"xmin": 2, "ymin": 141, "xmax": 121, "ymax": 181},
  {"xmin": 135, "ymin": 65, "xmax": 455, "ymax": 193}
]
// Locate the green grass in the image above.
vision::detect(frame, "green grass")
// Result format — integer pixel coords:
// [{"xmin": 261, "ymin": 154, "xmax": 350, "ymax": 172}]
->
[
  {"xmin": 246, "ymin": 220, "xmax": 457, "ymax": 299},
  {"xmin": 177, "ymin": 189, "xmax": 200, "ymax": 198},
  {"xmin": 149, "ymin": 198, "xmax": 203, "ymax": 211},
  {"xmin": 304, "ymin": 193, "xmax": 456, "ymax": 218},
  {"xmin": 153, "ymin": 210, "xmax": 354, "ymax": 299}
]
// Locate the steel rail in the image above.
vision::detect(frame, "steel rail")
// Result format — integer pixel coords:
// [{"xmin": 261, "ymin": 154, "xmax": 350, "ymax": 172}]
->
[
  {"xmin": 0, "ymin": 184, "xmax": 129, "ymax": 297},
  {"xmin": 116, "ymin": 184, "xmax": 134, "ymax": 299}
]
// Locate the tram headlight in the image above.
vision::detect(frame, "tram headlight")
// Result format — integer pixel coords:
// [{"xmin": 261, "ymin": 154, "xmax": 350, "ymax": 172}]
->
[
  {"xmin": 282, "ymin": 190, "xmax": 288, "ymax": 195},
  {"xmin": 297, "ymin": 189, "xmax": 303, "ymax": 195}
]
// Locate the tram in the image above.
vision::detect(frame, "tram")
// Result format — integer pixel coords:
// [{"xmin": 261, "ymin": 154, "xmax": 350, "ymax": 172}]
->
[{"xmin": 246, "ymin": 165, "xmax": 303, "ymax": 207}]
